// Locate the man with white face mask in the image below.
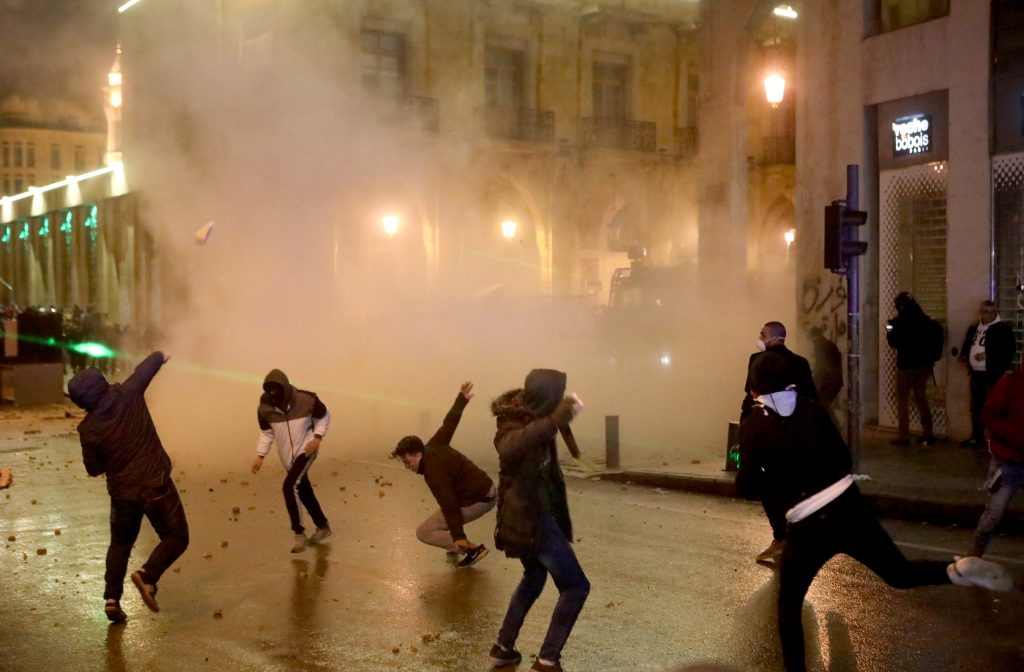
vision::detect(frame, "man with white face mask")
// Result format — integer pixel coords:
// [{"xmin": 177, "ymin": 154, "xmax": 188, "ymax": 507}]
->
[{"xmin": 740, "ymin": 321, "xmax": 819, "ymax": 562}]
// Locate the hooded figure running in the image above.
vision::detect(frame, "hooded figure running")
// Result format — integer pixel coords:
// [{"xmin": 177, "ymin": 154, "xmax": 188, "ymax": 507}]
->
[
  {"xmin": 737, "ymin": 352, "xmax": 1012, "ymax": 672},
  {"xmin": 68, "ymin": 351, "xmax": 188, "ymax": 623},
  {"xmin": 488, "ymin": 369, "xmax": 588, "ymax": 672},
  {"xmin": 251, "ymin": 369, "xmax": 332, "ymax": 553}
]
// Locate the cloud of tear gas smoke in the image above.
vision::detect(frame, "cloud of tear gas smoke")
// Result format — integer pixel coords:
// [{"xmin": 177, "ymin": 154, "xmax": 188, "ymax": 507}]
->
[{"xmin": 123, "ymin": 3, "xmax": 796, "ymax": 474}]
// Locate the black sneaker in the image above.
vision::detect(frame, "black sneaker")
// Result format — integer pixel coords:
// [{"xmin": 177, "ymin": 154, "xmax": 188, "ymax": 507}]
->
[
  {"xmin": 105, "ymin": 598, "xmax": 127, "ymax": 623},
  {"xmin": 489, "ymin": 643, "xmax": 522, "ymax": 667},
  {"xmin": 457, "ymin": 544, "xmax": 489, "ymax": 568},
  {"xmin": 131, "ymin": 570, "xmax": 159, "ymax": 613}
]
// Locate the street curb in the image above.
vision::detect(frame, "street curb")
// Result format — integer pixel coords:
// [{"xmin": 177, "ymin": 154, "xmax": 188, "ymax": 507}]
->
[{"xmin": 599, "ymin": 470, "xmax": 1024, "ymax": 535}]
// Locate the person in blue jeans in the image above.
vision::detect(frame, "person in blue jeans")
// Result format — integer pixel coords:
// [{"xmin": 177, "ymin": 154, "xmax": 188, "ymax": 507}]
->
[
  {"xmin": 968, "ymin": 358, "xmax": 1024, "ymax": 557},
  {"xmin": 488, "ymin": 369, "xmax": 589, "ymax": 672},
  {"xmin": 68, "ymin": 351, "xmax": 189, "ymax": 623}
]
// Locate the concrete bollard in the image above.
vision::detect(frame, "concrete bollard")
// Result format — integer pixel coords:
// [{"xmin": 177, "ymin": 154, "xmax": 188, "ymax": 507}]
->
[{"xmin": 605, "ymin": 415, "xmax": 620, "ymax": 470}]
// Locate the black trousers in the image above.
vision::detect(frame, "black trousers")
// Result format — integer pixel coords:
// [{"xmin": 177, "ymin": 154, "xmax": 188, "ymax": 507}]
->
[
  {"xmin": 283, "ymin": 452, "xmax": 328, "ymax": 534},
  {"xmin": 968, "ymin": 371, "xmax": 1001, "ymax": 442},
  {"xmin": 106, "ymin": 481, "xmax": 189, "ymax": 600},
  {"xmin": 777, "ymin": 487, "xmax": 950, "ymax": 672}
]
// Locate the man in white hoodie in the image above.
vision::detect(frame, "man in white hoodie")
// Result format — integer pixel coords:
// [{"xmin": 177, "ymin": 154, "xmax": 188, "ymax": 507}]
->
[{"xmin": 252, "ymin": 369, "xmax": 332, "ymax": 553}]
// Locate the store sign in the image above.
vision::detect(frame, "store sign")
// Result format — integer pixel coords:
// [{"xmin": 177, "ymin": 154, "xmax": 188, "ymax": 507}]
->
[{"xmin": 892, "ymin": 114, "xmax": 932, "ymax": 156}]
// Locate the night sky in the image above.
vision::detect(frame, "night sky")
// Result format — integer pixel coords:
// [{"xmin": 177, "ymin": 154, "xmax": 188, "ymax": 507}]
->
[{"xmin": 0, "ymin": 0, "xmax": 118, "ymax": 120}]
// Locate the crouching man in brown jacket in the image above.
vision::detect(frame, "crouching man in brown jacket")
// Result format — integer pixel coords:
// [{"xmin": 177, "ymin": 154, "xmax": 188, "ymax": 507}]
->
[{"xmin": 391, "ymin": 381, "xmax": 495, "ymax": 568}]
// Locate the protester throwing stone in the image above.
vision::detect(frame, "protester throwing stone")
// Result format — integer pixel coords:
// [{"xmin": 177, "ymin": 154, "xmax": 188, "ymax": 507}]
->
[
  {"xmin": 251, "ymin": 369, "xmax": 332, "ymax": 553},
  {"xmin": 737, "ymin": 352, "xmax": 1012, "ymax": 672},
  {"xmin": 68, "ymin": 351, "xmax": 188, "ymax": 623},
  {"xmin": 488, "ymin": 369, "xmax": 589, "ymax": 672},
  {"xmin": 390, "ymin": 381, "xmax": 495, "ymax": 567}
]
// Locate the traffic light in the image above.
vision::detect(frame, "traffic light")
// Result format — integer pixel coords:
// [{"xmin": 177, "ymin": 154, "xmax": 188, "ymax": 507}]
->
[{"xmin": 824, "ymin": 201, "xmax": 868, "ymax": 272}]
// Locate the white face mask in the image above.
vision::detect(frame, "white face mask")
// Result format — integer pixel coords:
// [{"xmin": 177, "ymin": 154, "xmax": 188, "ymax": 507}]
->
[{"xmin": 755, "ymin": 339, "xmax": 767, "ymax": 352}]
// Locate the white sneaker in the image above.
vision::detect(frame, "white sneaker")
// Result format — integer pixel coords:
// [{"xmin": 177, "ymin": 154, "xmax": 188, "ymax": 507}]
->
[
  {"xmin": 291, "ymin": 534, "xmax": 307, "ymax": 553},
  {"xmin": 309, "ymin": 525, "xmax": 332, "ymax": 545},
  {"xmin": 947, "ymin": 556, "xmax": 1013, "ymax": 592}
]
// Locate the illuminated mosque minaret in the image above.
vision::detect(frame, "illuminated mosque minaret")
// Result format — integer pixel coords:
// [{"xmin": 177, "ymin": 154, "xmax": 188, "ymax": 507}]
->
[{"xmin": 104, "ymin": 43, "xmax": 123, "ymax": 167}]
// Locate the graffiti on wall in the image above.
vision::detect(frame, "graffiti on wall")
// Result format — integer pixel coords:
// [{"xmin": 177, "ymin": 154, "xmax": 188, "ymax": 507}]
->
[{"xmin": 800, "ymin": 274, "xmax": 848, "ymax": 343}]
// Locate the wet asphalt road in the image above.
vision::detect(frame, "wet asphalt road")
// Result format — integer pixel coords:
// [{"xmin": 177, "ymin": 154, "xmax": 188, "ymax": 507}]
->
[{"xmin": 2, "ymin": 410, "xmax": 1023, "ymax": 672}]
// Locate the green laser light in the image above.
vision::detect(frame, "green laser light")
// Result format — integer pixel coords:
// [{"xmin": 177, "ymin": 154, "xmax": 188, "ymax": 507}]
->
[{"xmin": 69, "ymin": 342, "xmax": 116, "ymax": 358}]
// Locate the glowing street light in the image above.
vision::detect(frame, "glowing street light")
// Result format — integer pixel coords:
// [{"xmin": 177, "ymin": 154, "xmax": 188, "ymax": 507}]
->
[
  {"xmin": 784, "ymin": 228, "xmax": 796, "ymax": 248},
  {"xmin": 764, "ymin": 73, "xmax": 786, "ymax": 107},
  {"xmin": 501, "ymin": 219, "xmax": 517, "ymax": 240},
  {"xmin": 381, "ymin": 214, "xmax": 400, "ymax": 237},
  {"xmin": 773, "ymin": 5, "xmax": 798, "ymax": 19}
]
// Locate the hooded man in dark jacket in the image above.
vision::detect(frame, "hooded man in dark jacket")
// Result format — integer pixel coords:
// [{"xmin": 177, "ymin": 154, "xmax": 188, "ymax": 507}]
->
[
  {"xmin": 391, "ymin": 380, "xmax": 495, "ymax": 568},
  {"xmin": 886, "ymin": 291, "xmax": 939, "ymax": 445},
  {"xmin": 488, "ymin": 369, "xmax": 588, "ymax": 672},
  {"xmin": 737, "ymin": 352, "xmax": 1011, "ymax": 672},
  {"xmin": 68, "ymin": 351, "xmax": 188, "ymax": 623}
]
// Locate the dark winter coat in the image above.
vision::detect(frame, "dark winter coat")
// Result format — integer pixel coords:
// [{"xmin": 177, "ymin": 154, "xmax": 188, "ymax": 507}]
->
[
  {"xmin": 68, "ymin": 351, "xmax": 171, "ymax": 500},
  {"xmin": 982, "ymin": 370, "xmax": 1024, "ymax": 463},
  {"xmin": 960, "ymin": 320, "xmax": 1016, "ymax": 379},
  {"xmin": 418, "ymin": 394, "xmax": 494, "ymax": 542},
  {"xmin": 491, "ymin": 379, "xmax": 573, "ymax": 559},
  {"xmin": 741, "ymin": 344, "xmax": 819, "ymax": 420},
  {"xmin": 886, "ymin": 304, "xmax": 938, "ymax": 370},
  {"xmin": 736, "ymin": 396, "xmax": 852, "ymax": 515}
]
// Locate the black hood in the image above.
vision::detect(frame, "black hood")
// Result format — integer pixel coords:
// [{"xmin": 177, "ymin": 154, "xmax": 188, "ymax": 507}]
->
[
  {"xmin": 68, "ymin": 368, "xmax": 110, "ymax": 411},
  {"xmin": 262, "ymin": 369, "xmax": 295, "ymax": 408},
  {"xmin": 523, "ymin": 369, "xmax": 566, "ymax": 418}
]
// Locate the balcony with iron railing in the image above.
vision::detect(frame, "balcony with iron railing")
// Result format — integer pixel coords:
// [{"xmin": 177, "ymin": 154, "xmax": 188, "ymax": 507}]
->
[
  {"xmin": 761, "ymin": 134, "xmax": 795, "ymax": 165},
  {"xmin": 579, "ymin": 117, "xmax": 656, "ymax": 152},
  {"xmin": 483, "ymin": 107, "xmax": 555, "ymax": 143}
]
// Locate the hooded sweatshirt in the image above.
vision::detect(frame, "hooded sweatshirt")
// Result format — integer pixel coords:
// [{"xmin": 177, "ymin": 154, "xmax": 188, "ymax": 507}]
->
[
  {"xmin": 256, "ymin": 369, "xmax": 330, "ymax": 469},
  {"xmin": 68, "ymin": 351, "xmax": 171, "ymax": 500}
]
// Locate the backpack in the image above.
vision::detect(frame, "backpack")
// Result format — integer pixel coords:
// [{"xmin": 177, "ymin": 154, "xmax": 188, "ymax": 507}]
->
[{"xmin": 926, "ymin": 318, "xmax": 944, "ymax": 364}]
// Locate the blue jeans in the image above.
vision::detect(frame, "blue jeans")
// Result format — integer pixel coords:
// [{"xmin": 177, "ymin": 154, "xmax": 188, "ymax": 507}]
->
[
  {"xmin": 972, "ymin": 457, "xmax": 1024, "ymax": 553},
  {"xmin": 497, "ymin": 514, "xmax": 590, "ymax": 662}
]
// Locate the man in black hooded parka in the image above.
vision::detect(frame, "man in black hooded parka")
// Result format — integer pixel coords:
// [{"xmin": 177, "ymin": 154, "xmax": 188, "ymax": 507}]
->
[
  {"xmin": 68, "ymin": 351, "xmax": 188, "ymax": 623},
  {"xmin": 488, "ymin": 368, "xmax": 589, "ymax": 672}
]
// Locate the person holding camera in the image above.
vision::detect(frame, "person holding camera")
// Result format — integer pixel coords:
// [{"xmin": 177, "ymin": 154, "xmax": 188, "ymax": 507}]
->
[{"xmin": 885, "ymin": 292, "xmax": 940, "ymax": 445}]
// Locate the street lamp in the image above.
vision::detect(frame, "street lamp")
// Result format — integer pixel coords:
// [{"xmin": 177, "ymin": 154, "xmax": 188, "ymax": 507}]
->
[
  {"xmin": 501, "ymin": 219, "xmax": 517, "ymax": 240},
  {"xmin": 784, "ymin": 228, "xmax": 795, "ymax": 248},
  {"xmin": 382, "ymin": 214, "xmax": 400, "ymax": 237},
  {"xmin": 764, "ymin": 73, "xmax": 786, "ymax": 107}
]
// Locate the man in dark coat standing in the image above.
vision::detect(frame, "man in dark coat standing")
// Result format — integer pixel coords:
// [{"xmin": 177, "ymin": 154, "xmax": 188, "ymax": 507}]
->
[
  {"xmin": 958, "ymin": 299, "xmax": 1017, "ymax": 446},
  {"xmin": 741, "ymin": 320, "xmax": 819, "ymax": 562},
  {"xmin": 391, "ymin": 381, "xmax": 495, "ymax": 568},
  {"xmin": 488, "ymin": 369, "xmax": 588, "ymax": 672},
  {"xmin": 68, "ymin": 351, "xmax": 188, "ymax": 623},
  {"xmin": 886, "ymin": 291, "xmax": 939, "ymax": 445}
]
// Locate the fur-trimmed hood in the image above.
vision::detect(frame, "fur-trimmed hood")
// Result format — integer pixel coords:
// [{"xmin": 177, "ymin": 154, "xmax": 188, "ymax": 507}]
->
[{"xmin": 490, "ymin": 388, "xmax": 531, "ymax": 422}]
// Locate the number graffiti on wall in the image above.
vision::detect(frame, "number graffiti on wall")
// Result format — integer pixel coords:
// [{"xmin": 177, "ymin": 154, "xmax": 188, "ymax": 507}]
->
[{"xmin": 800, "ymin": 274, "xmax": 848, "ymax": 343}]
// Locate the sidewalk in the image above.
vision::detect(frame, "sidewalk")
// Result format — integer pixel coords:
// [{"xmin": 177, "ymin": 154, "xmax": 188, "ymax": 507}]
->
[{"xmin": 589, "ymin": 425, "xmax": 1024, "ymax": 535}]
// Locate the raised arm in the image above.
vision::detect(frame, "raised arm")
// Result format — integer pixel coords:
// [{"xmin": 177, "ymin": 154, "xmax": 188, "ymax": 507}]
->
[
  {"xmin": 427, "ymin": 387, "xmax": 471, "ymax": 447},
  {"xmin": 122, "ymin": 351, "xmax": 166, "ymax": 396}
]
